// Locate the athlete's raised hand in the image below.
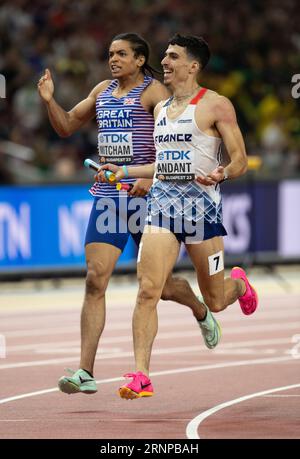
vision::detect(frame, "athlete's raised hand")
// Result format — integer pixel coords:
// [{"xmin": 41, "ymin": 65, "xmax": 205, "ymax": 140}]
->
[
  {"xmin": 196, "ymin": 166, "xmax": 226, "ymax": 186},
  {"xmin": 37, "ymin": 69, "xmax": 54, "ymax": 102}
]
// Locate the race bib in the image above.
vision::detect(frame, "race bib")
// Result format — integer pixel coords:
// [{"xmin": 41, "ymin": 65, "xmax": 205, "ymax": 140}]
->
[
  {"xmin": 155, "ymin": 149, "xmax": 195, "ymax": 181},
  {"xmin": 98, "ymin": 132, "xmax": 133, "ymax": 164}
]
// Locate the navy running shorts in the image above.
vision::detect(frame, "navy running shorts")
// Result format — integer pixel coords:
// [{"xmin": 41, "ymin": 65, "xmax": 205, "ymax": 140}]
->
[
  {"xmin": 85, "ymin": 196, "xmax": 148, "ymax": 251},
  {"xmin": 145, "ymin": 211, "xmax": 227, "ymax": 244}
]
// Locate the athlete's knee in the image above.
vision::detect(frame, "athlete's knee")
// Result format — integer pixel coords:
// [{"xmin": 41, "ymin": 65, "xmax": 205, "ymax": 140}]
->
[
  {"xmin": 85, "ymin": 260, "xmax": 109, "ymax": 298},
  {"xmin": 137, "ymin": 275, "xmax": 163, "ymax": 304},
  {"xmin": 202, "ymin": 292, "xmax": 225, "ymax": 313},
  {"xmin": 208, "ymin": 303, "xmax": 224, "ymax": 313}
]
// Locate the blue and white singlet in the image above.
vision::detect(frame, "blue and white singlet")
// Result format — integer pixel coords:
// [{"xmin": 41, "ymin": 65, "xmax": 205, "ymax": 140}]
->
[
  {"xmin": 148, "ymin": 88, "xmax": 225, "ymax": 226},
  {"xmin": 90, "ymin": 75, "xmax": 155, "ymax": 198}
]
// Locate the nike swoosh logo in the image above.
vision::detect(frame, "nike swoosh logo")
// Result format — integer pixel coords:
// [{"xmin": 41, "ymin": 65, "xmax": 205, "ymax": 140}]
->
[
  {"xmin": 79, "ymin": 376, "xmax": 94, "ymax": 384},
  {"xmin": 98, "ymin": 100, "xmax": 110, "ymax": 106},
  {"xmin": 141, "ymin": 382, "xmax": 151, "ymax": 389}
]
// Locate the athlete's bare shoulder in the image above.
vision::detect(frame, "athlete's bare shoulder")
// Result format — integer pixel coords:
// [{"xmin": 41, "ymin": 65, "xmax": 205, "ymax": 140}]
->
[
  {"xmin": 89, "ymin": 80, "xmax": 112, "ymax": 100},
  {"xmin": 203, "ymin": 89, "xmax": 234, "ymax": 109},
  {"xmin": 201, "ymin": 88, "xmax": 220, "ymax": 104},
  {"xmin": 201, "ymin": 89, "xmax": 236, "ymax": 121},
  {"xmin": 143, "ymin": 78, "xmax": 170, "ymax": 109},
  {"xmin": 147, "ymin": 78, "xmax": 167, "ymax": 91}
]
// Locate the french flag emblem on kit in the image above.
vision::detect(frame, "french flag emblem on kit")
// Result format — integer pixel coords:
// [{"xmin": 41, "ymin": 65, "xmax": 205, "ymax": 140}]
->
[{"xmin": 124, "ymin": 98, "xmax": 135, "ymax": 105}]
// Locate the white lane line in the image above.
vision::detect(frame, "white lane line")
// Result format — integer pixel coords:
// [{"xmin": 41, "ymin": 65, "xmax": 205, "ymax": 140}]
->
[
  {"xmin": 3, "ymin": 326, "xmax": 78, "ymax": 338},
  {"xmin": 0, "ymin": 345, "xmax": 252, "ymax": 370},
  {"xmin": 1, "ymin": 303, "xmax": 299, "ymax": 323},
  {"xmin": 186, "ymin": 383, "xmax": 300, "ymax": 439},
  {"xmin": 0, "ymin": 420, "xmax": 30, "ymax": 422},
  {"xmin": 0, "ymin": 336, "xmax": 296, "ymax": 370},
  {"xmin": 0, "ymin": 388, "xmax": 59, "ymax": 405},
  {"xmin": 2, "ymin": 304, "xmax": 298, "ymax": 323},
  {"xmin": 2, "ymin": 316, "xmax": 199, "ymax": 337},
  {"xmin": 262, "ymin": 394, "xmax": 300, "ymax": 397},
  {"xmin": 3, "ymin": 318, "xmax": 300, "ymax": 339},
  {"xmin": 1, "ymin": 329, "xmax": 299, "ymax": 369},
  {"xmin": 6, "ymin": 335, "xmax": 293, "ymax": 353},
  {"xmin": 0, "ymin": 355, "xmax": 295, "ymax": 406}
]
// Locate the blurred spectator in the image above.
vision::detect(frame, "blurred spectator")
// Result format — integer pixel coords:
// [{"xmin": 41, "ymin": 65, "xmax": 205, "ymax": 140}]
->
[
  {"xmin": 0, "ymin": 0, "xmax": 299, "ymax": 183},
  {"xmin": 260, "ymin": 118, "xmax": 288, "ymax": 173}
]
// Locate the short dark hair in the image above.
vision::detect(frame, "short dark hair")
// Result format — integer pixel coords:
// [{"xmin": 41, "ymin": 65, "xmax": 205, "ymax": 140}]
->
[
  {"xmin": 168, "ymin": 33, "xmax": 210, "ymax": 70},
  {"xmin": 111, "ymin": 32, "xmax": 157, "ymax": 76}
]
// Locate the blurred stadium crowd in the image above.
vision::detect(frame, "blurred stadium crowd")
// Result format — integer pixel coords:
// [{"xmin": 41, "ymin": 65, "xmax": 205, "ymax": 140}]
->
[{"xmin": 0, "ymin": 0, "xmax": 299, "ymax": 183}]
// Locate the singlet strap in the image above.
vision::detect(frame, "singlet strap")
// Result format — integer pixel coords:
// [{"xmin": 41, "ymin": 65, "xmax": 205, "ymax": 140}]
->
[
  {"xmin": 127, "ymin": 75, "xmax": 153, "ymax": 95},
  {"xmin": 190, "ymin": 87, "xmax": 207, "ymax": 105},
  {"xmin": 102, "ymin": 76, "xmax": 153, "ymax": 98},
  {"xmin": 163, "ymin": 97, "xmax": 173, "ymax": 107},
  {"xmin": 104, "ymin": 79, "xmax": 118, "ymax": 92}
]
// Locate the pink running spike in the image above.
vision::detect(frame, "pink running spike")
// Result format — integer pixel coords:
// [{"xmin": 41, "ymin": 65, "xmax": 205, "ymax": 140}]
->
[
  {"xmin": 231, "ymin": 267, "xmax": 258, "ymax": 315},
  {"xmin": 119, "ymin": 371, "xmax": 154, "ymax": 400}
]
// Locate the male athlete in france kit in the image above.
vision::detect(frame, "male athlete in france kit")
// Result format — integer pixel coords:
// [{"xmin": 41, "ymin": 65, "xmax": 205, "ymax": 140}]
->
[{"xmin": 99, "ymin": 34, "xmax": 258, "ymax": 399}]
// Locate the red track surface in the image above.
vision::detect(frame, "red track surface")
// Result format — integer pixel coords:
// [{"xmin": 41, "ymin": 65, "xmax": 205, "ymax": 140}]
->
[{"xmin": 0, "ymin": 279, "xmax": 299, "ymax": 439}]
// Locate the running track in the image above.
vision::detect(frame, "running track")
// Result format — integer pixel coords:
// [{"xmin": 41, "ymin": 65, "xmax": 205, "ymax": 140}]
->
[{"xmin": 0, "ymin": 269, "xmax": 299, "ymax": 439}]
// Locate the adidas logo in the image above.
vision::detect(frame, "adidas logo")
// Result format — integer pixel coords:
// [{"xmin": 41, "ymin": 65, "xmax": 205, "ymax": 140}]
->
[{"xmin": 157, "ymin": 117, "xmax": 166, "ymax": 126}]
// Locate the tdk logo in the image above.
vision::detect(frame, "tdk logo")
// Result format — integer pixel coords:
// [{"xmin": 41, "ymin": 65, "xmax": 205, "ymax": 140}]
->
[
  {"xmin": 158, "ymin": 150, "xmax": 191, "ymax": 160},
  {"xmin": 99, "ymin": 133, "xmax": 129, "ymax": 143}
]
